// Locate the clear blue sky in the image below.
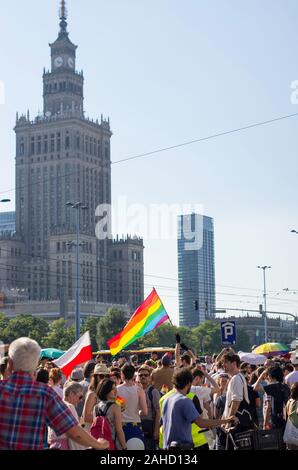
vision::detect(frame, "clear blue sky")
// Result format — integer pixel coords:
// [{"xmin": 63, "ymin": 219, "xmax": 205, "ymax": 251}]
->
[{"xmin": 0, "ymin": 0, "xmax": 298, "ymax": 325}]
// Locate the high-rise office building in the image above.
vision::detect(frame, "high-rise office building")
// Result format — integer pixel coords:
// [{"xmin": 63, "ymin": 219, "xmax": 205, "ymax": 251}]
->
[
  {"xmin": 0, "ymin": 212, "xmax": 16, "ymax": 235},
  {"xmin": 0, "ymin": 2, "xmax": 144, "ymax": 314},
  {"xmin": 178, "ymin": 213, "xmax": 216, "ymax": 327}
]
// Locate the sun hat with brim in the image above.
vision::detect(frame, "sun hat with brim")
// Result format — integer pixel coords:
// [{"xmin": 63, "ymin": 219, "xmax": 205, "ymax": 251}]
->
[{"xmin": 93, "ymin": 363, "xmax": 110, "ymax": 375}]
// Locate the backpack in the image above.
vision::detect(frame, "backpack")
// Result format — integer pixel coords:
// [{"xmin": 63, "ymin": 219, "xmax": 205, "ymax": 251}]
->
[
  {"xmin": 90, "ymin": 402, "xmax": 116, "ymax": 450},
  {"xmin": 148, "ymin": 385, "xmax": 160, "ymax": 418},
  {"xmin": 235, "ymin": 374, "xmax": 254, "ymax": 431}
]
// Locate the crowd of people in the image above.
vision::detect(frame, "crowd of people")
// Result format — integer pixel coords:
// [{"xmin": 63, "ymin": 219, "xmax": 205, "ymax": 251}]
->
[{"xmin": 0, "ymin": 333, "xmax": 298, "ymax": 451}]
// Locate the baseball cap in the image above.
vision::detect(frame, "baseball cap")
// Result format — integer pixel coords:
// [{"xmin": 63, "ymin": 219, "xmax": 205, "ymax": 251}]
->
[
  {"xmin": 161, "ymin": 354, "xmax": 172, "ymax": 366},
  {"xmin": 70, "ymin": 368, "xmax": 84, "ymax": 381}
]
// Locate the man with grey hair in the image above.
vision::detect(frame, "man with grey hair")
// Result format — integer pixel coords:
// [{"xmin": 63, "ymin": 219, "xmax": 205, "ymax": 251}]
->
[
  {"xmin": 0, "ymin": 337, "xmax": 109, "ymax": 450},
  {"xmin": 49, "ymin": 382, "xmax": 86, "ymax": 450}
]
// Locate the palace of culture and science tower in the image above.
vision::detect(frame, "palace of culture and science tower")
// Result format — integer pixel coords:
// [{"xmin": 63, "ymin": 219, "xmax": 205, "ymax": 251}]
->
[{"xmin": 0, "ymin": 2, "xmax": 144, "ymax": 319}]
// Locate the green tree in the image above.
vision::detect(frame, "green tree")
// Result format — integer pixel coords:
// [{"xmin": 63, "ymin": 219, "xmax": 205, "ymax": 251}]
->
[
  {"xmin": 1, "ymin": 314, "xmax": 49, "ymax": 346},
  {"xmin": 155, "ymin": 323, "xmax": 178, "ymax": 347},
  {"xmin": 81, "ymin": 316, "xmax": 99, "ymax": 351},
  {"xmin": 177, "ymin": 326, "xmax": 198, "ymax": 352},
  {"xmin": 0, "ymin": 313, "xmax": 10, "ymax": 343},
  {"xmin": 193, "ymin": 321, "xmax": 222, "ymax": 354},
  {"xmin": 132, "ymin": 322, "xmax": 178, "ymax": 349},
  {"xmin": 96, "ymin": 308, "xmax": 127, "ymax": 349},
  {"xmin": 235, "ymin": 328, "xmax": 251, "ymax": 352},
  {"xmin": 133, "ymin": 329, "xmax": 160, "ymax": 349},
  {"xmin": 43, "ymin": 318, "xmax": 75, "ymax": 350}
]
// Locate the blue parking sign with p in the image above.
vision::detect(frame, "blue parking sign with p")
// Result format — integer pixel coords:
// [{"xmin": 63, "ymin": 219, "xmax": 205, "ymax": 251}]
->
[{"xmin": 221, "ymin": 321, "xmax": 236, "ymax": 345}]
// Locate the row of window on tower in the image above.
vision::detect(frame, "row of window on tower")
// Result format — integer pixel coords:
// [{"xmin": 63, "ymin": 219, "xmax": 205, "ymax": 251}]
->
[
  {"xmin": 44, "ymin": 82, "xmax": 82, "ymax": 95},
  {"xmin": 112, "ymin": 250, "xmax": 142, "ymax": 262},
  {"xmin": 0, "ymin": 247, "xmax": 22, "ymax": 258},
  {"xmin": 56, "ymin": 241, "xmax": 93, "ymax": 253},
  {"xmin": 18, "ymin": 133, "xmax": 110, "ymax": 158}
]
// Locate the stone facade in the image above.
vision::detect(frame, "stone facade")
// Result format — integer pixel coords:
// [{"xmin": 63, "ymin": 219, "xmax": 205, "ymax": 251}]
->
[
  {"xmin": 2, "ymin": 299, "xmax": 130, "ymax": 324},
  {"xmin": 0, "ymin": 5, "xmax": 144, "ymax": 316},
  {"xmin": 109, "ymin": 236, "xmax": 144, "ymax": 311},
  {"xmin": 0, "ymin": 235, "xmax": 25, "ymax": 291}
]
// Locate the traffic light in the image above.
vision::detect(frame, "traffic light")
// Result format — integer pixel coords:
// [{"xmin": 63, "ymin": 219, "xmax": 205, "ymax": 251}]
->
[{"xmin": 193, "ymin": 300, "xmax": 199, "ymax": 311}]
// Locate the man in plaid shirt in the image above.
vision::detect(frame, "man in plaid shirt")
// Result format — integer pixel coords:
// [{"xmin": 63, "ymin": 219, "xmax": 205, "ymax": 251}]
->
[{"xmin": 0, "ymin": 337, "xmax": 109, "ymax": 450}]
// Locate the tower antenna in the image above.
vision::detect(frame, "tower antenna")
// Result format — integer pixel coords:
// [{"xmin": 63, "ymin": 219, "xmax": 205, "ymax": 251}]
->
[
  {"xmin": 59, "ymin": 0, "xmax": 68, "ymax": 36},
  {"xmin": 59, "ymin": 0, "xmax": 68, "ymax": 20}
]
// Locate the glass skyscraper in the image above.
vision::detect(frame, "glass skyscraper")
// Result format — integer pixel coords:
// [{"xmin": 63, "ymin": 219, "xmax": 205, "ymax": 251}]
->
[
  {"xmin": 178, "ymin": 213, "xmax": 216, "ymax": 327},
  {"xmin": 0, "ymin": 212, "xmax": 16, "ymax": 235}
]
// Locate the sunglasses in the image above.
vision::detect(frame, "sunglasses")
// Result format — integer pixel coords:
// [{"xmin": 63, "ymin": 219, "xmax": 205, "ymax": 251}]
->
[{"xmin": 139, "ymin": 374, "xmax": 150, "ymax": 378}]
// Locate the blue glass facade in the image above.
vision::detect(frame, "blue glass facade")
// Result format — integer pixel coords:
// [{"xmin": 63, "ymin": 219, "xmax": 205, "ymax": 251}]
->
[
  {"xmin": 0, "ymin": 211, "xmax": 16, "ymax": 235},
  {"xmin": 178, "ymin": 213, "xmax": 216, "ymax": 327}
]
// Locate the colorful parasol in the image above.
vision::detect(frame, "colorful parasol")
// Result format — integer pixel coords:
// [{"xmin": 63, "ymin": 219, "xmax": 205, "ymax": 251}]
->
[
  {"xmin": 252, "ymin": 342, "xmax": 290, "ymax": 357},
  {"xmin": 238, "ymin": 351, "xmax": 267, "ymax": 365},
  {"xmin": 41, "ymin": 348, "xmax": 65, "ymax": 360}
]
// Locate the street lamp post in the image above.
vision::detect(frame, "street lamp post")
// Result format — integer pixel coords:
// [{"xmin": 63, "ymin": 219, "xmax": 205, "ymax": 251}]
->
[
  {"xmin": 257, "ymin": 265, "xmax": 271, "ymax": 343},
  {"xmin": 66, "ymin": 201, "xmax": 88, "ymax": 341}
]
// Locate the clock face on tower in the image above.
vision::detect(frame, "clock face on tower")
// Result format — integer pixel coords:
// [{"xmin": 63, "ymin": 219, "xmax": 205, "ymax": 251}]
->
[
  {"xmin": 68, "ymin": 57, "xmax": 74, "ymax": 68},
  {"xmin": 54, "ymin": 56, "xmax": 63, "ymax": 68}
]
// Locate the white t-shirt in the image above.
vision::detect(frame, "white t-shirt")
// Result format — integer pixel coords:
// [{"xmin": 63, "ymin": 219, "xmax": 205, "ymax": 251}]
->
[
  {"xmin": 66, "ymin": 403, "xmax": 87, "ymax": 450},
  {"xmin": 203, "ymin": 363, "xmax": 212, "ymax": 372},
  {"xmin": 190, "ymin": 386, "xmax": 211, "ymax": 410},
  {"xmin": 285, "ymin": 370, "xmax": 298, "ymax": 386},
  {"xmin": 223, "ymin": 373, "xmax": 249, "ymax": 419}
]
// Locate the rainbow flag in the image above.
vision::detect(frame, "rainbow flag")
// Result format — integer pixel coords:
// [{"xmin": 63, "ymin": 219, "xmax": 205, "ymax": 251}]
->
[
  {"xmin": 115, "ymin": 396, "xmax": 126, "ymax": 410},
  {"xmin": 107, "ymin": 288, "xmax": 170, "ymax": 356}
]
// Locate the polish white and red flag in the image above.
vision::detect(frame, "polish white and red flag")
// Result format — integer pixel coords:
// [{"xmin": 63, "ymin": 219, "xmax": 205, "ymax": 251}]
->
[{"xmin": 54, "ymin": 331, "xmax": 93, "ymax": 377}]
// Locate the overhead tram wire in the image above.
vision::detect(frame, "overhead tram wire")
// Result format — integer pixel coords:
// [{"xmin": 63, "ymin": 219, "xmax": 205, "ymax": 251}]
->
[
  {"xmin": 1, "ymin": 112, "xmax": 298, "ymax": 301},
  {"xmin": 111, "ymin": 112, "xmax": 298, "ymax": 165},
  {"xmin": 1, "ymin": 111, "xmax": 298, "ymax": 196},
  {"xmin": 2, "ymin": 257, "xmax": 298, "ymax": 309},
  {"xmin": 0, "ymin": 244, "xmax": 296, "ymax": 303},
  {"xmin": 2, "ymin": 264, "xmax": 298, "ymax": 308}
]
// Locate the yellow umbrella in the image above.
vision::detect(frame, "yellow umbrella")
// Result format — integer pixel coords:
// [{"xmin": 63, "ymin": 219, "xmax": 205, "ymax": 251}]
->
[{"xmin": 252, "ymin": 342, "xmax": 290, "ymax": 357}]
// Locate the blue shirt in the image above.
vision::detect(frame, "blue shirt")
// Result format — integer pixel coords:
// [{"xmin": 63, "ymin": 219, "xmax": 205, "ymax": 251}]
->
[{"xmin": 161, "ymin": 391, "xmax": 199, "ymax": 449}]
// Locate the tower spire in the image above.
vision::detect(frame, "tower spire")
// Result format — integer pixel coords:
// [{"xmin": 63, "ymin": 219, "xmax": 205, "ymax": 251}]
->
[{"xmin": 59, "ymin": 0, "xmax": 68, "ymax": 37}]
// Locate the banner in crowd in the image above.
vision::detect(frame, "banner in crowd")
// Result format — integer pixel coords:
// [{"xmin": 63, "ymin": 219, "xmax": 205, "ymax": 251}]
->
[
  {"xmin": 108, "ymin": 288, "xmax": 170, "ymax": 356},
  {"xmin": 54, "ymin": 331, "xmax": 92, "ymax": 377}
]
